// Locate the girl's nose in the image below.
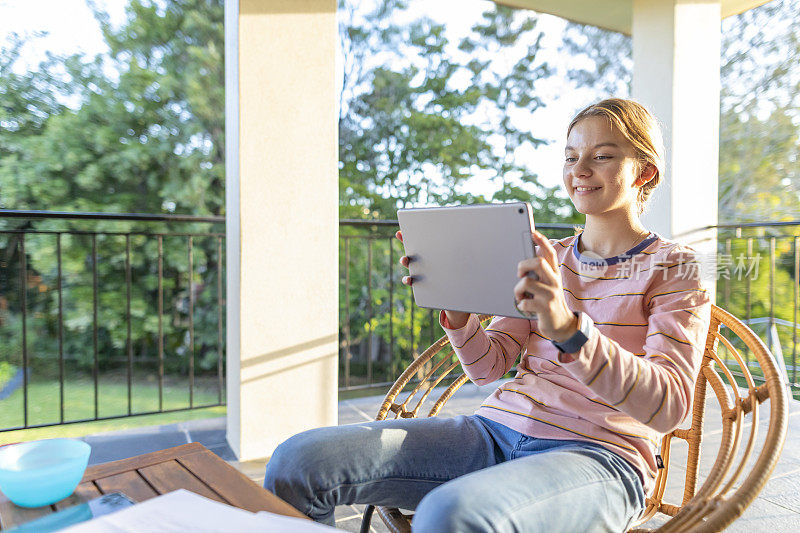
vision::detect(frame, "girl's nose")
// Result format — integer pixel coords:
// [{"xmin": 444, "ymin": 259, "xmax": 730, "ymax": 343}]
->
[{"xmin": 571, "ymin": 157, "xmax": 592, "ymax": 178}]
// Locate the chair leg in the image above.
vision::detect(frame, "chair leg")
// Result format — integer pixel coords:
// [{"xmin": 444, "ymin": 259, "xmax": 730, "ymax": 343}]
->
[{"xmin": 360, "ymin": 504, "xmax": 375, "ymax": 533}]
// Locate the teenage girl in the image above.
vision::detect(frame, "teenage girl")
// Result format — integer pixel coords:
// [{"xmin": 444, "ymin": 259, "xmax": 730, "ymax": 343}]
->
[{"xmin": 264, "ymin": 98, "xmax": 711, "ymax": 533}]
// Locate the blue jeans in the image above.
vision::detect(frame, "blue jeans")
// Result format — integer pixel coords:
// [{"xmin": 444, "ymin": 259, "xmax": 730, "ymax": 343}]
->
[{"xmin": 264, "ymin": 415, "xmax": 645, "ymax": 532}]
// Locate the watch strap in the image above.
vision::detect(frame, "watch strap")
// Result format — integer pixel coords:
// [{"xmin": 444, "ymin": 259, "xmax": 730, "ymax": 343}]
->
[{"xmin": 551, "ymin": 312, "xmax": 593, "ymax": 353}]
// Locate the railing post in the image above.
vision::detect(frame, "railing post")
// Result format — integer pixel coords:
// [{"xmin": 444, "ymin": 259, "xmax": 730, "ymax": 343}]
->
[
  {"xmin": 188, "ymin": 236, "xmax": 195, "ymax": 409},
  {"xmin": 126, "ymin": 234, "xmax": 132, "ymax": 416},
  {"xmin": 794, "ymin": 237, "xmax": 798, "ymax": 391},
  {"xmin": 19, "ymin": 234, "xmax": 28, "ymax": 428},
  {"xmin": 158, "ymin": 235, "xmax": 165, "ymax": 412},
  {"xmin": 57, "ymin": 234, "xmax": 64, "ymax": 424},
  {"xmin": 92, "ymin": 234, "xmax": 99, "ymax": 420}
]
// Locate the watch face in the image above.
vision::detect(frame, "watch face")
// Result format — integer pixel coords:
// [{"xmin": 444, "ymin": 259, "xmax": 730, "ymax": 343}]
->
[{"xmin": 577, "ymin": 312, "xmax": 593, "ymax": 336}]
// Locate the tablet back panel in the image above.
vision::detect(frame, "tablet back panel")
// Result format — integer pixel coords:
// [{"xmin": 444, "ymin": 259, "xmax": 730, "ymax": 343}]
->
[{"xmin": 397, "ymin": 202, "xmax": 536, "ymax": 319}]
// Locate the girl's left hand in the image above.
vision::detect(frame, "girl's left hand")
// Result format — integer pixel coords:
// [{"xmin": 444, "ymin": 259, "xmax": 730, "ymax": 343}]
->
[{"xmin": 514, "ymin": 231, "xmax": 579, "ymax": 343}]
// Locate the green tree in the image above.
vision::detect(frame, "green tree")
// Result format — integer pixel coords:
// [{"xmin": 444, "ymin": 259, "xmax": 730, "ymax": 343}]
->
[
  {"xmin": 560, "ymin": 22, "xmax": 632, "ymax": 98},
  {"xmin": 1, "ymin": 0, "xmax": 224, "ymax": 215},
  {"xmin": 718, "ymin": 107, "xmax": 800, "ymax": 223},
  {"xmin": 338, "ymin": 1, "xmax": 576, "ymax": 222},
  {"xmin": 717, "ymin": 0, "xmax": 800, "ymax": 223},
  {"xmin": 0, "ymin": 1, "xmax": 226, "ymax": 383},
  {"xmin": 0, "ymin": 34, "xmax": 66, "ymax": 174},
  {"xmin": 458, "ymin": 7, "xmax": 567, "ymax": 215}
]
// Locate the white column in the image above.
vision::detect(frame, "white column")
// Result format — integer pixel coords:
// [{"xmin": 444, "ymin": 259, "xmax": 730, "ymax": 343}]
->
[
  {"xmin": 632, "ymin": 0, "xmax": 721, "ymax": 290},
  {"xmin": 225, "ymin": 0, "xmax": 339, "ymax": 461},
  {"xmin": 632, "ymin": 0, "xmax": 720, "ymax": 270}
]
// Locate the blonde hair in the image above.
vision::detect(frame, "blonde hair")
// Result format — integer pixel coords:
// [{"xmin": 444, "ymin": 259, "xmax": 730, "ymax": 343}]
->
[{"xmin": 567, "ymin": 98, "xmax": 665, "ymax": 215}]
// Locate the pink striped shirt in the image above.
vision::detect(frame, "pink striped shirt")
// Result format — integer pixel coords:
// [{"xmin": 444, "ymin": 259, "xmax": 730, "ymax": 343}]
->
[{"xmin": 440, "ymin": 233, "xmax": 711, "ymax": 494}]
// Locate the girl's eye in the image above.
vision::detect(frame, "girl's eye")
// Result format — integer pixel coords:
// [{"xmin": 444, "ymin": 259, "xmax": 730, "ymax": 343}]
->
[
  {"xmin": 565, "ymin": 157, "xmax": 577, "ymax": 163},
  {"xmin": 595, "ymin": 155, "xmax": 612, "ymax": 160}
]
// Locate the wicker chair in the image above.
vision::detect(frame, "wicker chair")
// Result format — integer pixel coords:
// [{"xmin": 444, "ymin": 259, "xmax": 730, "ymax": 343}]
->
[{"xmin": 359, "ymin": 305, "xmax": 789, "ymax": 533}]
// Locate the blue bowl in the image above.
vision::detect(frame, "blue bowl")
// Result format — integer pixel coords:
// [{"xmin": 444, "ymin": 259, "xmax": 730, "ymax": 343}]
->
[{"xmin": 0, "ymin": 439, "xmax": 91, "ymax": 507}]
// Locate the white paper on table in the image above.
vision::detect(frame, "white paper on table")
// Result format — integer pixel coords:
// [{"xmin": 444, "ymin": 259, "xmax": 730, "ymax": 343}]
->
[{"xmin": 61, "ymin": 489, "xmax": 336, "ymax": 532}]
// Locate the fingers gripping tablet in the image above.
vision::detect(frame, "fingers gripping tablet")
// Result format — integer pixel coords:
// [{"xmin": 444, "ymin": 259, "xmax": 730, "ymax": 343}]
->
[{"xmin": 397, "ymin": 202, "xmax": 537, "ymax": 319}]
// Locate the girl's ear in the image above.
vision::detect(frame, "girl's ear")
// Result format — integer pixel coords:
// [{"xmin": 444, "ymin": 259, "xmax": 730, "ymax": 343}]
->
[{"xmin": 636, "ymin": 163, "xmax": 657, "ymax": 187}]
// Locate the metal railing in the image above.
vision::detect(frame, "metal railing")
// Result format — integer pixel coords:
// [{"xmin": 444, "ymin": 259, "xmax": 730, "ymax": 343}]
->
[
  {"xmin": 713, "ymin": 223, "xmax": 800, "ymax": 398},
  {"xmin": 338, "ymin": 219, "xmax": 800, "ymax": 399},
  {"xmin": 3, "ymin": 212, "xmax": 797, "ymax": 433},
  {"xmin": 0, "ymin": 210, "xmax": 226, "ymax": 433}
]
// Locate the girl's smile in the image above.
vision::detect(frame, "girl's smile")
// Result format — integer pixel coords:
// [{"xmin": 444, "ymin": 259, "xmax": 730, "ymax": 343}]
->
[{"xmin": 574, "ymin": 186, "xmax": 602, "ymax": 195}]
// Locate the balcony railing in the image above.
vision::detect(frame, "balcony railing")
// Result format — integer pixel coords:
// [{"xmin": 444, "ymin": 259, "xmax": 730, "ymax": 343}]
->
[
  {"xmin": 711, "ymin": 223, "xmax": 800, "ymax": 399},
  {"xmin": 2, "ymin": 212, "xmax": 796, "ymax": 434},
  {"xmin": 0, "ymin": 210, "xmax": 225, "ymax": 433},
  {"xmin": 339, "ymin": 220, "xmax": 800, "ymax": 401}
]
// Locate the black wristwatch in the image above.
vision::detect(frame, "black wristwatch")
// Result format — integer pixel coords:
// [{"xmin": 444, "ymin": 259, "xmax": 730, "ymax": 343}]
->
[{"xmin": 551, "ymin": 312, "xmax": 594, "ymax": 354}]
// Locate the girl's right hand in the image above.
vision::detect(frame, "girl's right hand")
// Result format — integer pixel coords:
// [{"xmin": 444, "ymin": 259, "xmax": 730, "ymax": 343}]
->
[{"xmin": 396, "ymin": 230, "xmax": 470, "ymax": 329}]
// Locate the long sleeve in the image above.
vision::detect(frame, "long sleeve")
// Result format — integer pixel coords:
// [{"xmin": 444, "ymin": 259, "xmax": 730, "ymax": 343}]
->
[
  {"xmin": 558, "ymin": 248, "xmax": 711, "ymax": 433},
  {"xmin": 440, "ymin": 312, "xmax": 531, "ymax": 385}
]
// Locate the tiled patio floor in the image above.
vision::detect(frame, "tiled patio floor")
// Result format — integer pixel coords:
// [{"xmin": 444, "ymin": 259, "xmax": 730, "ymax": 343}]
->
[{"xmin": 79, "ymin": 382, "xmax": 800, "ymax": 532}]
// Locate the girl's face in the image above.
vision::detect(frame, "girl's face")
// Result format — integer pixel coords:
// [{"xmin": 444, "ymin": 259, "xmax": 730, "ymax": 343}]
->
[{"xmin": 563, "ymin": 116, "xmax": 646, "ymax": 218}]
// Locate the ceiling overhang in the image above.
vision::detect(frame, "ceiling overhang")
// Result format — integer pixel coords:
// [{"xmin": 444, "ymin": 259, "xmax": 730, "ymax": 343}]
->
[{"xmin": 494, "ymin": 0, "xmax": 775, "ymax": 35}]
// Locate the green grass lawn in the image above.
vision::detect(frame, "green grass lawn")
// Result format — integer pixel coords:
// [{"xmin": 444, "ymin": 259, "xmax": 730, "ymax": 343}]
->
[
  {"xmin": 0, "ymin": 375, "xmax": 225, "ymax": 445},
  {"xmin": 6, "ymin": 366, "xmax": 790, "ymax": 447}
]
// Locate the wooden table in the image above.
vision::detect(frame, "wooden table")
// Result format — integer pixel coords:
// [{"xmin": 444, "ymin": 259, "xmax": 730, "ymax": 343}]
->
[{"xmin": 0, "ymin": 442, "xmax": 307, "ymax": 530}]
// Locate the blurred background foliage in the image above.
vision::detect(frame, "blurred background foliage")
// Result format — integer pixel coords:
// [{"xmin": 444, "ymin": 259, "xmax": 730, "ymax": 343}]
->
[{"xmin": 0, "ymin": 0, "xmax": 225, "ymax": 386}]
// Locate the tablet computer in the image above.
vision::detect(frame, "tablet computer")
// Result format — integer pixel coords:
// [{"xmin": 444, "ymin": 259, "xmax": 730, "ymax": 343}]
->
[{"xmin": 397, "ymin": 202, "xmax": 536, "ymax": 319}]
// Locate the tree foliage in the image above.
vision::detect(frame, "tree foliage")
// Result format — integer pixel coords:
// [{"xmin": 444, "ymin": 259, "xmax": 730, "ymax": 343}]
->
[
  {"xmin": 338, "ymin": 0, "xmax": 577, "ymax": 222},
  {"xmin": 1, "ymin": 0, "xmax": 224, "ymax": 215},
  {"xmin": 718, "ymin": 0, "xmax": 800, "ymax": 223},
  {"xmin": 0, "ymin": 0, "xmax": 225, "ymax": 379},
  {"xmin": 560, "ymin": 22, "xmax": 631, "ymax": 98}
]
